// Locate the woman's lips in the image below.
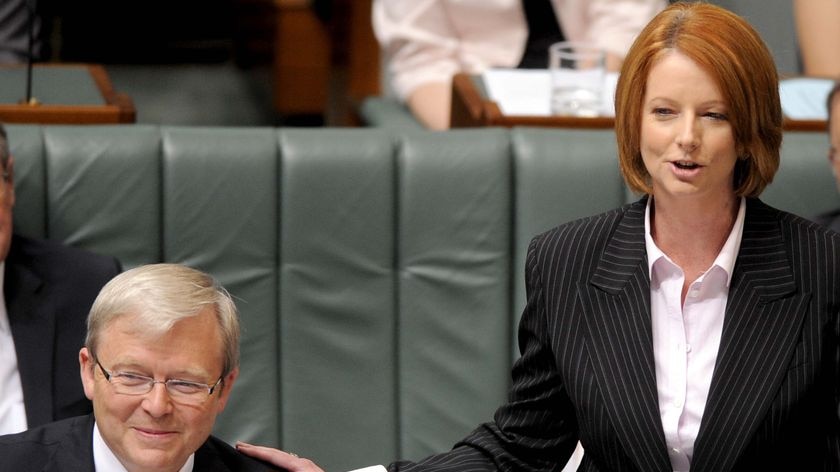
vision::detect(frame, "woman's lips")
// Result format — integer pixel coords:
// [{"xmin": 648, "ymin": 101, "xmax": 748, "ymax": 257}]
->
[{"xmin": 670, "ymin": 160, "xmax": 702, "ymax": 178}]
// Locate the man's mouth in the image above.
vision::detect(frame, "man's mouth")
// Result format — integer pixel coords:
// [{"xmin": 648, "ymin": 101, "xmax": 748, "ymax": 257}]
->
[{"xmin": 134, "ymin": 427, "xmax": 176, "ymax": 437}]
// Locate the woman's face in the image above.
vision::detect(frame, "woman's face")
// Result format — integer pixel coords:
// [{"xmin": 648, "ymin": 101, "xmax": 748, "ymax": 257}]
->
[{"xmin": 640, "ymin": 51, "xmax": 738, "ymax": 204}]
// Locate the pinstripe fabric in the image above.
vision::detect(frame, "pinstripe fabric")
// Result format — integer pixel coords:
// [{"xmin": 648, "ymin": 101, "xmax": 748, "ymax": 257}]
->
[{"xmin": 390, "ymin": 197, "xmax": 840, "ymax": 472}]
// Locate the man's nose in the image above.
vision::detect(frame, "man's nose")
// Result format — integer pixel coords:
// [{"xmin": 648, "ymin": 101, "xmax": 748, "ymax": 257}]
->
[{"xmin": 141, "ymin": 382, "xmax": 174, "ymax": 417}]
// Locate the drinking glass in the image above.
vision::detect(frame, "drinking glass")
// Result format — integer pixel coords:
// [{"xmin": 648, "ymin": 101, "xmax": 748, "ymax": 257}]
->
[{"xmin": 549, "ymin": 42, "xmax": 606, "ymax": 117}]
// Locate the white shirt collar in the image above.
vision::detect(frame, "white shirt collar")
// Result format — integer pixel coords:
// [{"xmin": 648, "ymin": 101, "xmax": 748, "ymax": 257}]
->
[
  {"xmin": 93, "ymin": 421, "xmax": 195, "ymax": 472},
  {"xmin": 645, "ymin": 197, "xmax": 746, "ymax": 287}
]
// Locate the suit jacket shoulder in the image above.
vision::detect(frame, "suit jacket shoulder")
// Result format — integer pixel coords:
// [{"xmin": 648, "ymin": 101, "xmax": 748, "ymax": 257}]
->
[
  {"xmin": 527, "ymin": 199, "xmax": 644, "ymax": 287},
  {"xmin": 760, "ymin": 199, "xmax": 840, "ymax": 290},
  {"xmin": 813, "ymin": 206, "xmax": 840, "ymax": 233},
  {"xmin": 195, "ymin": 435, "xmax": 282, "ymax": 471},
  {"xmin": 5, "ymin": 233, "xmax": 122, "ymax": 282},
  {"xmin": 0, "ymin": 415, "xmax": 95, "ymax": 471}
]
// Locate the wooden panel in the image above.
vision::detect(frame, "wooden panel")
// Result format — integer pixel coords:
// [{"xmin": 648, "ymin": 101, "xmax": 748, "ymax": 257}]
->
[
  {"xmin": 347, "ymin": 0, "xmax": 380, "ymax": 101},
  {"xmin": 0, "ymin": 64, "xmax": 135, "ymax": 124},
  {"xmin": 273, "ymin": 0, "xmax": 331, "ymax": 115}
]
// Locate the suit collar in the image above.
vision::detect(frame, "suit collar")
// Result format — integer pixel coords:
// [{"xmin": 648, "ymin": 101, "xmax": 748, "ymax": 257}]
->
[
  {"xmin": 3, "ymin": 242, "xmax": 54, "ymax": 427},
  {"xmin": 582, "ymin": 197, "xmax": 672, "ymax": 471},
  {"xmin": 584, "ymin": 198, "xmax": 803, "ymax": 472},
  {"xmin": 590, "ymin": 197, "xmax": 648, "ymax": 294},
  {"xmin": 92, "ymin": 422, "xmax": 196, "ymax": 472}
]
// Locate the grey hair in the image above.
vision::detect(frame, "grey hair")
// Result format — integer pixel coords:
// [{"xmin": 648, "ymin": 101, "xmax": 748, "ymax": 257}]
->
[{"xmin": 85, "ymin": 263, "xmax": 240, "ymax": 378}]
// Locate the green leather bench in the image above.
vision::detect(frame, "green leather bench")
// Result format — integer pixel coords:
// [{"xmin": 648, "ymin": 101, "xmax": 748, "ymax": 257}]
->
[{"xmin": 6, "ymin": 125, "xmax": 835, "ymax": 471}]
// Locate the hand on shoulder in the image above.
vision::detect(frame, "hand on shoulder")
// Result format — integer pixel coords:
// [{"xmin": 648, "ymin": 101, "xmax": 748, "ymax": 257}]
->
[{"xmin": 236, "ymin": 442, "xmax": 325, "ymax": 472}]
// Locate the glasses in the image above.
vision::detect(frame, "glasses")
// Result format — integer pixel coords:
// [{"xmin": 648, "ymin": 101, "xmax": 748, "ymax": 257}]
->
[{"xmin": 95, "ymin": 358, "xmax": 223, "ymax": 405}]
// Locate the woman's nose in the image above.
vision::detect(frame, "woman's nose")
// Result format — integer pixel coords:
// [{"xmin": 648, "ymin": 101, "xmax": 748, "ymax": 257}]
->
[{"xmin": 676, "ymin": 115, "xmax": 699, "ymax": 152}]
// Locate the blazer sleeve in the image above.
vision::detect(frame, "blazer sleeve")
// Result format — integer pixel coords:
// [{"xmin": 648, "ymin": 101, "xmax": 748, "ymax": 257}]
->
[{"xmin": 389, "ymin": 235, "xmax": 579, "ymax": 471}]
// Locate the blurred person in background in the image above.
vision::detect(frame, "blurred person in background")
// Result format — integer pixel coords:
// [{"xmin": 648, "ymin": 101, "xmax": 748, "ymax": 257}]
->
[
  {"xmin": 0, "ymin": 123, "xmax": 121, "ymax": 436},
  {"xmin": 372, "ymin": 0, "xmax": 666, "ymax": 130},
  {"xmin": 793, "ymin": 0, "xmax": 840, "ymax": 78}
]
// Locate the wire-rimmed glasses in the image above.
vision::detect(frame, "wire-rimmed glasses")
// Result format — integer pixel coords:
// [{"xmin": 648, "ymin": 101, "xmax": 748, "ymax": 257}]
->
[{"xmin": 95, "ymin": 358, "xmax": 223, "ymax": 406}]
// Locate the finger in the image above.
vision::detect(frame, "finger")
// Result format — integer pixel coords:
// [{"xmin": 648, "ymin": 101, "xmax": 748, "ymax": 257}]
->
[{"xmin": 236, "ymin": 442, "xmax": 296, "ymax": 465}]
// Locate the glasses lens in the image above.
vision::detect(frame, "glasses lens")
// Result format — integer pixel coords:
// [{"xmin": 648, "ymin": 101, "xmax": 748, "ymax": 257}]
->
[
  {"xmin": 166, "ymin": 381, "xmax": 210, "ymax": 404},
  {"xmin": 111, "ymin": 373, "xmax": 153, "ymax": 394}
]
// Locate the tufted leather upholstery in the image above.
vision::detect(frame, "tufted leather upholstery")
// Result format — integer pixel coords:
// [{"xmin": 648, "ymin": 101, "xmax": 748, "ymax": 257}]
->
[{"xmin": 6, "ymin": 124, "xmax": 834, "ymax": 470}]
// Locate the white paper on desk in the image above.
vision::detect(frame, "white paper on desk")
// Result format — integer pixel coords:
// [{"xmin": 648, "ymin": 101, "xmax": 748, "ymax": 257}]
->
[
  {"xmin": 482, "ymin": 68, "xmax": 618, "ymax": 117},
  {"xmin": 779, "ymin": 77, "xmax": 835, "ymax": 120}
]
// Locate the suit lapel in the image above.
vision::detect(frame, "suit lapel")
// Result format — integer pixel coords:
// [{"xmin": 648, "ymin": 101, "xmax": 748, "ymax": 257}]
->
[
  {"xmin": 692, "ymin": 199, "xmax": 805, "ymax": 472},
  {"xmin": 42, "ymin": 415, "xmax": 96, "ymax": 472},
  {"xmin": 579, "ymin": 199, "xmax": 672, "ymax": 472},
  {"xmin": 194, "ymin": 437, "xmax": 236, "ymax": 471},
  {"xmin": 4, "ymin": 256, "xmax": 55, "ymax": 427}
]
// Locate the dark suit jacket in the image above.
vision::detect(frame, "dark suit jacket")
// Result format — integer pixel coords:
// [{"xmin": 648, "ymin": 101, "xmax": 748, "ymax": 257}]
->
[
  {"xmin": 0, "ymin": 414, "xmax": 280, "ymax": 471},
  {"xmin": 391, "ymin": 198, "xmax": 840, "ymax": 472},
  {"xmin": 4, "ymin": 234, "xmax": 121, "ymax": 428}
]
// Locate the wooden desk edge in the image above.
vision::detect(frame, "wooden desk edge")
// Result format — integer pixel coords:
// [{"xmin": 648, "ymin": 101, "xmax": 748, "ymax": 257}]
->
[
  {"xmin": 0, "ymin": 63, "xmax": 136, "ymax": 124},
  {"xmin": 0, "ymin": 103, "xmax": 129, "ymax": 124}
]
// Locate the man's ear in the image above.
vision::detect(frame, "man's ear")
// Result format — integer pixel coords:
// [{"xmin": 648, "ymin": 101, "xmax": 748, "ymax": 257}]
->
[
  {"xmin": 79, "ymin": 347, "xmax": 96, "ymax": 401},
  {"xmin": 5, "ymin": 155, "xmax": 13, "ymax": 208},
  {"xmin": 215, "ymin": 367, "xmax": 239, "ymax": 413},
  {"xmin": 5, "ymin": 155, "xmax": 13, "ymax": 181}
]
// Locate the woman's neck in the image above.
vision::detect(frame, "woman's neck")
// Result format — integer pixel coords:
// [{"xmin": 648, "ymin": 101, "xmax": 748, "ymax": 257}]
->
[{"xmin": 649, "ymin": 193, "xmax": 740, "ymax": 283}]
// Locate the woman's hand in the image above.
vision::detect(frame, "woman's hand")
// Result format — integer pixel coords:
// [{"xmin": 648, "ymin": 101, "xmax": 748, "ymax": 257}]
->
[{"xmin": 236, "ymin": 441, "xmax": 325, "ymax": 472}]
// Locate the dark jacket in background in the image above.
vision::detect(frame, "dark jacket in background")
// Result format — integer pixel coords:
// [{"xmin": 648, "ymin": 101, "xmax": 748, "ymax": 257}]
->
[{"xmin": 4, "ymin": 233, "xmax": 121, "ymax": 427}]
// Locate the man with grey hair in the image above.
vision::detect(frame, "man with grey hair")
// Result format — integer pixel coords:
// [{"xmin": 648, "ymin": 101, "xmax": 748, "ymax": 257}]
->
[
  {"xmin": 0, "ymin": 123, "xmax": 121, "ymax": 435},
  {"xmin": 0, "ymin": 263, "xmax": 278, "ymax": 471}
]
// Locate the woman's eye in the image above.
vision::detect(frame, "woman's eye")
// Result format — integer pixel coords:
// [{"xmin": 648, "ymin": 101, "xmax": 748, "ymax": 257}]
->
[
  {"xmin": 653, "ymin": 108, "xmax": 674, "ymax": 117},
  {"xmin": 704, "ymin": 112, "xmax": 728, "ymax": 121}
]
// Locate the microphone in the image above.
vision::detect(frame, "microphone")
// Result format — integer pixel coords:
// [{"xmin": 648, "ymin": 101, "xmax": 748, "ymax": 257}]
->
[{"xmin": 22, "ymin": 0, "xmax": 39, "ymax": 105}]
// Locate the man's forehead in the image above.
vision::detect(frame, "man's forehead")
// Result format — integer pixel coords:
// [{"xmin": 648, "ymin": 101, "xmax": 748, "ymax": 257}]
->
[{"xmin": 96, "ymin": 310, "xmax": 224, "ymax": 366}]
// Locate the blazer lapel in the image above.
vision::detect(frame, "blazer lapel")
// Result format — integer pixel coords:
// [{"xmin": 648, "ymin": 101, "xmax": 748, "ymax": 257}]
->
[
  {"xmin": 4, "ymin": 259, "xmax": 55, "ymax": 427},
  {"xmin": 194, "ymin": 440, "xmax": 230, "ymax": 471},
  {"xmin": 194, "ymin": 437, "xmax": 243, "ymax": 471},
  {"xmin": 579, "ymin": 199, "xmax": 672, "ymax": 472},
  {"xmin": 42, "ymin": 415, "xmax": 97, "ymax": 472},
  {"xmin": 691, "ymin": 199, "xmax": 805, "ymax": 472}
]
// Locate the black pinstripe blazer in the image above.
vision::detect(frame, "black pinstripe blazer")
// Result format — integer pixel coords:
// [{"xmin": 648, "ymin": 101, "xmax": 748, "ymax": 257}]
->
[{"xmin": 391, "ymin": 197, "xmax": 840, "ymax": 472}]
